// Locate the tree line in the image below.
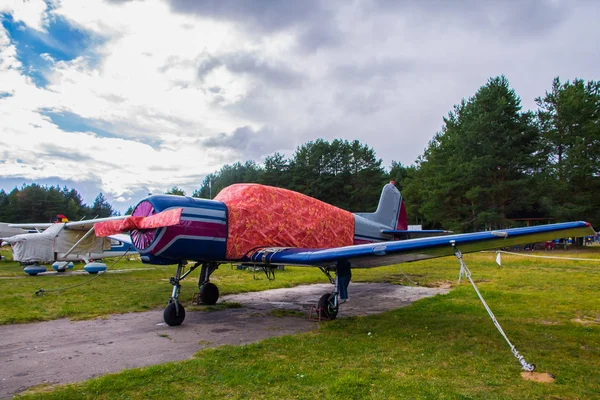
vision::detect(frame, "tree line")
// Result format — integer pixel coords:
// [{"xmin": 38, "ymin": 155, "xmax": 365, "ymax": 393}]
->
[
  {"xmin": 175, "ymin": 76, "xmax": 600, "ymax": 231},
  {"xmin": 185, "ymin": 139, "xmax": 388, "ymax": 212},
  {"xmin": 0, "ymin": 185, "xmax": 115, "ymax": 223},
  {"xmin": 2, "ymin": 75, "xmax": 598, "ymax": 231},
  {"xmin": 401, "ymin": 76, "xmax": 599, "ymax": 231}
]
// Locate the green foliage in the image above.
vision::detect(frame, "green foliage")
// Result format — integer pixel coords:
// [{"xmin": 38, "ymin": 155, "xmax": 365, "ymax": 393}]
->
[
  {"xmin": 192, "ymin": 161, "xmax": 261, "ymax": 199},
  {"xmin": 261, "ymin": 152, "xmax": 290, "ymax": 187},
  {"xmin": 165, "ymin": 186, "xmax": 186, "ymax": 196},
  {"xmin": 536, "ymin": 77, "xmax": 600, "ymax": 227},
  {"xmin": 405, "ymin": 76, "xmax": 543, "ymax": 230},
  {"xmin": 91, "ymin": 193, "xmax": 114, "ymax": 218},
  {"xmin": 0, "ymin": 184, "xmax": 117, "ymax": 223},
  {"xmin": 191, "ymin": 139, "xmax": 387, "ymax": 211},
  {"xmin": 186, "ymin": 75, "xmax": 599, "ymax": 230}
]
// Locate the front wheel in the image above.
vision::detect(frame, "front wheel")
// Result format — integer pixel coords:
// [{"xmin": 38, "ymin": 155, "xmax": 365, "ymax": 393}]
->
[
  {"xmin": 318, "ymin": 293, "xmax": 338, "ymax": 320},
  {"xmin": 163, "ymin": 302, "xmax": 185, "ymax": 326}
]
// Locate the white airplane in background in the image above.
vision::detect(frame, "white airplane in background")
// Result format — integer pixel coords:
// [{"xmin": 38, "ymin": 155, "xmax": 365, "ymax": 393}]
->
[
  {"xmin": 0, "ymin": 222, "xmax": 28, "ymax": 238},
  {"xmin": 2, "ymin": 216, "xmax": 136, "ymax": 275}
]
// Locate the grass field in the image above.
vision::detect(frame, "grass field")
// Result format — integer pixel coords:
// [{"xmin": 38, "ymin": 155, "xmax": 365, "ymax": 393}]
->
[{"xmin": 3, "ymin": 246, "xmax": 600, "ymax": 399}]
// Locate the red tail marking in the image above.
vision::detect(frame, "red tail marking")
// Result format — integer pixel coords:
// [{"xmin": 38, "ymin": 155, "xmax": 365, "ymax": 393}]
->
[{"xmin": 395, "ymin": 200, "xmax": 408, "ymax": 230}]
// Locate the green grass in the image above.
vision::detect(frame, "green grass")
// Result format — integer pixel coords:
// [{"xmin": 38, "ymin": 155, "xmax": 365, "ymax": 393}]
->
[
  {"xmin": 0, "ymin": 253, "xmax": 328, "ymax": 324},
  {"xmin": 0, "ymin": 245, "xmax": 452, "ymax": 325},
  {"xmin": 10, "ymin": 247, "xmax": 600, "ymax": 399}
]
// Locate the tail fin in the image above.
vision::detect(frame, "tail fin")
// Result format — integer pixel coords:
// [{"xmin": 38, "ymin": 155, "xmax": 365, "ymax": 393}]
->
[{"xmin": 356, "ymin": 182, "xmax": 407, "ymax": 229}]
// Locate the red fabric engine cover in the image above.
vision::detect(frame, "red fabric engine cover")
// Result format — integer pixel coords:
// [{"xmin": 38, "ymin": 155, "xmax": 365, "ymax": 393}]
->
[
  {"xmin": 214, "ymin": 184, "xmax": 355, "ymax": 259},
  {"xmin": 95, "ymin": 208, "xmax": 182, "ymax": 237}
]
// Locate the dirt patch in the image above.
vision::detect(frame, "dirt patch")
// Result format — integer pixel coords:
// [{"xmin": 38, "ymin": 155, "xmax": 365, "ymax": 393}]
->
[
  {"xmin": 0, "ymin": 283, "xmax": 447, "ymax": 399},
  {"xmin": 571, "ymin": 317, "xmax": 599, "ymax": 326},
  {"xmin": 428, "ymin": 280, "xmax": 453, "ymax": 290},
  {"xmin": 521, "ymin": 372, "xmax": 555, "ymax": 383},
  {"xmin": 539, "ymin": 320, "xmax": 562, "ymax": 326}
]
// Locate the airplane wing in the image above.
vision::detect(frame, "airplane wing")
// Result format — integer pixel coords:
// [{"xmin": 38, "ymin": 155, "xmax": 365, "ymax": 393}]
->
[
  {"xmin": 248, "ymin": 221, "xmax": 594, "ymax": 268},
  {"xmin": 62, "ymin": 216, "xmax": 127, "ymax": 231},
  {"xmin": 8, "ymin": 222, "xmax": 54, "ymax": 229},
  {"xmin": 109, "ymin": 234, "xmax": 132, "ymax": 245},
  {"xmin": 0, "ymin": 223, "xmax": 29, "ymax": 239},
  {"xmin": 9, "ymin": 216, "xmax": 127, "ymax": 231}
]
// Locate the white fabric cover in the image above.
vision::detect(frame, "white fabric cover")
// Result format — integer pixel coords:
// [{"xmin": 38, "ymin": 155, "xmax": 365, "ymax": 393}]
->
[{"xmin": 3, "ymin": 224, "xmax": 65, "ymax": 263}]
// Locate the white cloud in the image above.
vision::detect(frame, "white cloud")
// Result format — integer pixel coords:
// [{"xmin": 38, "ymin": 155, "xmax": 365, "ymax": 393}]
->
[
  {"xmin": 0, "ymin": 0, "xmax": 599, "ymax": 210},
  {"xmin": 0, "ymin": 0, "xmax": 48, "ymax": 31}
]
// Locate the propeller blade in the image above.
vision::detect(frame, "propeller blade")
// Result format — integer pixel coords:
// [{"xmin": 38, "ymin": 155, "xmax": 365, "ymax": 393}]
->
[{"xmin": 94, "ymin": 208, "xmax": 182, "ymax": 237}]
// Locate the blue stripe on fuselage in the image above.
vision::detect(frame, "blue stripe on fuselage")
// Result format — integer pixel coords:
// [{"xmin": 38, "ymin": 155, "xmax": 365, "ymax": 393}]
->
[{"xmin": 154, "ymin": 237, "xmax": 227, "ymax": 261}]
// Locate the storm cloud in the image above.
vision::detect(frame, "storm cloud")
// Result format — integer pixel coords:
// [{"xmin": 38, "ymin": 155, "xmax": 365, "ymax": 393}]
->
[{"xmin": 202, "ymin": 125, "xmax": 288, "ymax": 158}]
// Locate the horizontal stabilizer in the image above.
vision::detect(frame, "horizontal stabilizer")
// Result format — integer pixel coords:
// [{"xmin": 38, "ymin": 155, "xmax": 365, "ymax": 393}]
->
[
  {"xmin": 95, "ymin": 208, "xmax": 183, "ymax": 237},
  {"xmin": 382, "ymin": 229, "xmax": 452, "ymax": 238}
]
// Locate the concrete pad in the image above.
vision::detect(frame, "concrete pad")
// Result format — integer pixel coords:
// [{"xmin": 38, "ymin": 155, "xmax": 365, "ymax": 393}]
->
[{"xmin": 0, "ymin": 283, "xmax": 447, "ymax": 398}]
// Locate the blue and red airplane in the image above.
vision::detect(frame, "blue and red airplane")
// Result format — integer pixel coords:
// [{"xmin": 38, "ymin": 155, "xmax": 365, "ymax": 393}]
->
[{"xmin": 94, "ymin": 182, "xmax": 594, "ymax": 326}]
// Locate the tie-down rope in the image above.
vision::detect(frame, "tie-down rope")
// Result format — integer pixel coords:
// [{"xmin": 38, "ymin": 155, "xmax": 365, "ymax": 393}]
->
[
  {"xmin": 455, "ymin": 245, "xmax": 536, "ymax": 372},
  {"xmin": 494, "ymin": 250, "xmax": 600, "ymax": 262}
]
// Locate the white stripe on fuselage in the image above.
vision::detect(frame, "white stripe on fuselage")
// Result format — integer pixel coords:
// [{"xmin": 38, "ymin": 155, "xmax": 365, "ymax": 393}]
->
[
  {"xmin": 138, "ymin": 227, "xmax": 168, "ymax": 254},
  {"xmin": 181, "ymin": 216, "xmax": 226, "ymax": 224},
  {"xmin": 163, "ymin": 206, "xmax": 226, "ymax": 219}
]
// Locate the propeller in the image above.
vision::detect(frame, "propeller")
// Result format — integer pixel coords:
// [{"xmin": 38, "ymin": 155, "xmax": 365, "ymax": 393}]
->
[{"xmin": 94, "ymin": 208, "xmax": 183, "ymax": 237}]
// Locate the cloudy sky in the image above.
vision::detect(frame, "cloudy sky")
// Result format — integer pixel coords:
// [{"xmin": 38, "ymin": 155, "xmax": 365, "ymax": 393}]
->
[{"xmin": 0, "ymin": 0, "xmax": 598, "ymax": 212}]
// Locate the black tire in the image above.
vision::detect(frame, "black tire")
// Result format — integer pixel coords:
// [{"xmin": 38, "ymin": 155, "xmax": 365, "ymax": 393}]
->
[
  {"xmin": 200, "ymin": 282, "xmax": 219, "ymax": 305},
  {"xmin": 163, "ymin": 302, "xmax": 185, "ymax": 326},
  {"xmin": 318, "ymin": 293, "xmax": 338, "ymax": 320}
]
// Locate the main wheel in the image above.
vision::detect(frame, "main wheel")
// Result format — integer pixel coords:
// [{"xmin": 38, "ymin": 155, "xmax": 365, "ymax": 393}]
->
[
  {"xmin": 163, "ymin": 302, "xmax": 186, "ymax": 326},
  {"xmin": 200, "ymin": 282, "xmax": 219, "ymax": 305},
  {"xmin": 318, "ymin": 293, "xmax": 339, "ymax": 320}
]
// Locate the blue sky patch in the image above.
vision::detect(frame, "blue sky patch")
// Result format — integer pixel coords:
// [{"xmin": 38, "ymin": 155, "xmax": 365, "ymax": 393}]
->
[
  {"xmin": 1, "ymin": 11, "xmax": 101, "ymax": 87},
  {"xmin": 40, "ymin": 109, "xmax": 119, "ymax": 139},
  {"xmin": 39, "ymin": 109, "xmax": 164, "ymax": 149}
]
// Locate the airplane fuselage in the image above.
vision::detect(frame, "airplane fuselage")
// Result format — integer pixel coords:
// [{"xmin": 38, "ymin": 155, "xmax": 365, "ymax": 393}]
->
[{"xmin": 132, "ymin": 184, "xmax": 403, "ymax": 265}]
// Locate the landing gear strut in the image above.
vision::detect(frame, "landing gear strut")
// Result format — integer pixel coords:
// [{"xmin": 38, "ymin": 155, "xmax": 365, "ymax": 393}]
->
[
  {"xmin": 163, "ymin": 261, "xmax": 202, "ymax": 326},
  {"xmin": 316, "ymin": 261, "xmax": 351, "ymax": 320}
]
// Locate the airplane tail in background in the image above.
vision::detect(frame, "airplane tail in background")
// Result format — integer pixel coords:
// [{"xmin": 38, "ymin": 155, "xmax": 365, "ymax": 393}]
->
[{"xmin": 356, "ymin": 182, "xmax": 407, "ymax": 229}]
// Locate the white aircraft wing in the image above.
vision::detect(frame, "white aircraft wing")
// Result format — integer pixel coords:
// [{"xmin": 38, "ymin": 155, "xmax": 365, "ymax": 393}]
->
[
  {"xmin": 8, "ymin": 222, "xmax": 54, "ymax": 229},
  {"xmin": 9, "ymin": 216, "xmax": 127, "ymax": 231},
  {"xmin": 109, "ymin": 233, "xmax": 133, "ymax": 245},
  {"xmin": 62, "ymin": 216, "xmax": 127, "ymax": 231}
]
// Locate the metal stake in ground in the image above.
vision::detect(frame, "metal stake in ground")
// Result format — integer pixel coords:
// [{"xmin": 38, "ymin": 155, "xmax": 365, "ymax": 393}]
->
[{"xmin": 451, "ymin": 241, "xmax": 536, "ymax": 372}]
